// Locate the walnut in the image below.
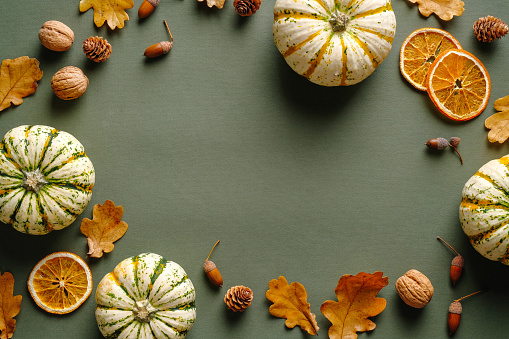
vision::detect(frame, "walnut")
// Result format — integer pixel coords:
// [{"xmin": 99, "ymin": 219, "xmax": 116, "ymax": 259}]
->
[
  {"xmin": 39, "ymin": 21, "xmax": 74, "ymax": 52},
  {"xmin": 395, "ymin": 269, "xmax": 434, "ymax": 308},
  {"xmin": 51, "ymin": 66, "xmax": 89, "ymax": 100}
]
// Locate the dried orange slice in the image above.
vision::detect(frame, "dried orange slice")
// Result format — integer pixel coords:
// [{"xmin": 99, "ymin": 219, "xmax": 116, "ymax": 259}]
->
[
  {"xmin": 426, "ymin": 49, "xmax": 491, "ymax": 121},
  {"xmin": 27, "ymin": 252, "xmax": 92, "ymax": 314},
  {"xmin": 400, "ymin": 28, "xmax": 462, "ymax": 91}
]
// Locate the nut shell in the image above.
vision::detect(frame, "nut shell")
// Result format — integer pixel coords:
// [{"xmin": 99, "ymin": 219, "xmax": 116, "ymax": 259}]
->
[
  {"xmin": 395, "ymin": 269, "xmax": 434, "ymax": 308},
  {"xmin": 51, "ymin": 66, "xmax": 89, "ymax": 100},
  {"xmin": 39, "ymin": 21, "xmax": 74, "ymax": 52}
]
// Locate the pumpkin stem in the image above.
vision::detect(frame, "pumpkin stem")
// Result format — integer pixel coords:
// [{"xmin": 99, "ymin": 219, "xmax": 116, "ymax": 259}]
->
[
  {"xmin": 133, "ymin": 300, "xmax": 158, "ymax": 323},
  {"xmin": 22, "ymin": 168, "xmax": 48, "ymax": 194},
  {"xmin": 329, "ymin": 10, "xmax": 349, "ymax": 32}
]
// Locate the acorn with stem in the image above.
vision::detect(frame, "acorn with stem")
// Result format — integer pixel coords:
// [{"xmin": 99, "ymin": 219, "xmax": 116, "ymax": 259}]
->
[
  {"xmin": 144, "ymin": 20, "xmax": 173, "ymax": 58},
  {"xmin": 448, "ymin": 290, "xmax": 485, "ymax": 335},
  {"xmin": 426, "ymin": 137, "xmax": 463, "ymax": 164},
  {"xmin": 437, "ymin": 236, "xmax": 464, "ymax": 285},
  {"xmin": 204, "ymin": 240, "xmax": 223, "ymax": 287}
]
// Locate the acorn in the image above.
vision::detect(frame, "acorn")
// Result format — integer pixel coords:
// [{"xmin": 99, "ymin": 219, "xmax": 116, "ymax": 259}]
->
[
  {"xmin": 138, "ymin": 0, "xmax": 159, "ymax": 19},
  {"xmin": 437, "ymin": 236, "xmax": 464, "ymax": 285},
  {"xmin": 144, "ymin": 20, "xmax": 173, "ymax": 58},
  {"xmin": 447, "ymin": 291, "xmax": 484, "ymax": 335},
  {"xmin": 204, "ymin": 240, "xmax": 223, "ymax": 287}
]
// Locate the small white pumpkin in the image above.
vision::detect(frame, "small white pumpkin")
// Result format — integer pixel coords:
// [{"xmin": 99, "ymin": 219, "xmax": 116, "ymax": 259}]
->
[
  {"xmin": 460, "ymin": 154, "xmax": 509, "ymax": 264},
  {"xmin": 95, "ymin": 253, "xmax": 196, "ymax": 339},
  {"xmin": 273, "ymin": 0, "xmax": 396, "ymax": 86},
  {"xmin": 0, "ymin": 125, "xmax": 95, "ymax": 235}
]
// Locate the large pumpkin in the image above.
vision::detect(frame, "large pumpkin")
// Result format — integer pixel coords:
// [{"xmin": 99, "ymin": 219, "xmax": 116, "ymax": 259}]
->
[
  {"xmin": 459, "ymin": 154, "xmax": 509, "ymax": 264},
  {"xmin": 273, "ymin": 0, "xmax": 396, "ymax": 86},
  {"xmin": 0, "ymin": 125, "xmax": 95, "ymax": 235},
  {"xmin": 95, "ymin": 253, "xmax": 196, "ymax": 339}
]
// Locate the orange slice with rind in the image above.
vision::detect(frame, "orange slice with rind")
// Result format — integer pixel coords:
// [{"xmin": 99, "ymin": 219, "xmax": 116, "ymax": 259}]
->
[
  {"xmin": 27, "ymin": 252, "xmax": 92, "ymax": 314},
  {"xmin": 400, "ymin": 28, "xmax": 462, "ymax": 91},
  {"xmin": 426, "ymin": 49, "xmax": 491, "ymax": 121}
]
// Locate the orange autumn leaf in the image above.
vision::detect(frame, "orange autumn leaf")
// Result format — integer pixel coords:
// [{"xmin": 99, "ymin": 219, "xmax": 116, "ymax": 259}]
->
[
  {"xmin": 407, "ymin": 0, "xmax": 464, "ymax": 21},
  {"xmin": 0, "ymin": 272, "xmax": 22, "ymax": 339},
  {"xmin": 79, "ymin": 0, "xmax": 134, "ymax": 29},
  {"xmin": 320, "ymin": 272, "xmax": 388, "ymax": 339},
  {"xmin": 80, "ymin": 200, "xmax": 128, "ymax": 258},
  {"xmin": 266, "ymin": 276, "xmax": 319, "ymax": 335},
  {"xmin": 0, "ymin": 56, "xmax": 43, "ymax": 112},
  {"xmin": 485, "ymin": 95, "xmax": 509, "ymax": 143}
]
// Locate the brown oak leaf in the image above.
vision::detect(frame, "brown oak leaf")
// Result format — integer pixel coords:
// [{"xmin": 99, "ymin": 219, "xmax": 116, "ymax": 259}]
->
[
  {"xmin": 407, "ymin": 0, "xmax": 464, "ymax": 21},
  {"xmin": 266, "ymin": 276, "xmax": 319, "ymax": 335},
  {"xmin": 0, "ymin": 272, "xmax": 22, "ymax": 339},
  {"xmin": 485, "ymin": 95, "xmax": 509, "ymax": 143},
  {"xmin": 0, "ymin": 56, "xmax": 43, "ymax": 112},
  {"xmin": 79, "ymin": 0, "xmax": 134, "ymax": 29},
  {"xmin": 320, "ymin": 272, "xmax": 388, "ymax": 339},
  {"xmin": 80, "ymin": 200, "xmax": 128, "ymax": 258}
]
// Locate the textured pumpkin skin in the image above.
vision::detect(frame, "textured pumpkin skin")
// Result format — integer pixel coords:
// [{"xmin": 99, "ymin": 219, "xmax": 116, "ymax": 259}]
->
[
  {"xmin": 273, "ymin": 0, "xmax": 396, "ymax": 86},
  {"xmin": 460, "ymin": 155, "xmax": 509, "ymax": 264},
  {"xmin": 0, "ymin": 125, "xmax": 95, "ymax": 235},
  {"xmin": 95, "ymin": 253, "xmax": 196, "ymax": 339}
]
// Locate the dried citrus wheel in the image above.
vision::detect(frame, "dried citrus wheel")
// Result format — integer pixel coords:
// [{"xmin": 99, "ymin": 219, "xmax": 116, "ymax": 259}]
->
[
  {"xmin": 426, "ymin": 49, "xmax": 491, "ymax": 121},
  {"xmin": 27, "ymin": 252, "xmax": 92, "ymax": 314},
  {"xmin": 400, "ymin": 28, "xmax": 462, "ymax": 91}
]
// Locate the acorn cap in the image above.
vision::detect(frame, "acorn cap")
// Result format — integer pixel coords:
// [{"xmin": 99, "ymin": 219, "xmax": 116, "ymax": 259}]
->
[
  {"xmin": 452, "ymin": 255, "xmax": 464, "ymax": 268},
  {"xmin": 449, "ymin": 301, "xmax": 462, "ymax": 314},
  {"xmin": 204, "ymin": 260, "xmax": 216, "ymax": 273}
]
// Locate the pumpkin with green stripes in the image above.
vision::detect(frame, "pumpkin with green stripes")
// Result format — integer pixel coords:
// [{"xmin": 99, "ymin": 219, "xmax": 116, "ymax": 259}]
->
[
  {"xmin": 460, "ymin": 155, "xmax": 509, "ymax": 265},
  {"xmin": 95, "ymin": 253, "xmax": 196, "ymax": 339},
  {"xmin": 273, "ymin": 0, "xmax": 396, "ymax": 86},
  {"xmin": 0, "ymin": 125, "xmax": 95, "ymax": 235}
]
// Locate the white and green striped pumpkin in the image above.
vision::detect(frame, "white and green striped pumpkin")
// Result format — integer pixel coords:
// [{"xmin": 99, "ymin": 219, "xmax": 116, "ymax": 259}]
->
[
  {"xmin": 95, "ymin": 253, "xmax": 196, "ymax": 339},
  {"xmin": 460, "ymin": 154, "xmax": 509, "ymax": 264},
  {"xmin": 273, "ymin": 0, "xmax": 396, "ymax": 86},
  {"xmin": 0, "ymin": 125, "xmax": 95, "ymax": 235}
]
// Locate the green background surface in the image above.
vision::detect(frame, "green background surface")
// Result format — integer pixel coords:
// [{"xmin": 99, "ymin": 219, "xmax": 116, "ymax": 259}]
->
[{"xmin": 1, "ymin": 0, "xmax": 509, "ymax": 338}]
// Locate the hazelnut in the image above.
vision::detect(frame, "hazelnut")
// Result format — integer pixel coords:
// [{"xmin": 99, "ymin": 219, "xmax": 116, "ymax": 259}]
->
[
  {"xmin": 39, "ymin": 21, "xmax": 74, "ymax": 52},
  {"xmin": 395, "ymin": 269, "xmax": 434, "ymax": 308},
  {"xmin": 51, "ymin": 66, "xmax": 89, "ymax": 100}
]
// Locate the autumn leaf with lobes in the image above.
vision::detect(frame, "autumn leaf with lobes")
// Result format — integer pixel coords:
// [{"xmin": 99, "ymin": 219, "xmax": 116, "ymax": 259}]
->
[
  {"xmin": 80, "ymin": 200, "xmax": 128, "ymax": 258},
  {"xmin": 0, "ymin": 272, "xmax": 22, "ymax": 339},
  {"xmin": 321, "ymin": 272, "xmax": 388, "ymax": 339},
  {"xmin": 407, "ymin": 0, "xmax": 464, "ymax": 21},
  {"xmin": 80, "ymin": 0, "xmax": 134, "ymax": 29},
  {"xmin": 0, "ymin": 56, "xmax": 43, "ymax": 112},
  {"xmin": 485, "ymin": 95, "xmax": 509, "ymax": 143},
  {"xmin": 266, "ymin": 276, "xmax": 319, "ymax": 335}
]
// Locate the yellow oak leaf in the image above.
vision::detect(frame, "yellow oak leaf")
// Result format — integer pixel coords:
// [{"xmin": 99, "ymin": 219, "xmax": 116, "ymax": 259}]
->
[
  {"xmin": 0, "ymin": 56, "xmax": 43, "ymax": 112},
  {"xmin": 80, "ymin": 200, "xmax": 128, "ymax": 258},
  {"xmin": 485, "ymin": 95, "xmax": 509, "ymax": 143},
  {"xmin": 0, "ymin": 272, "xmax": 22, "ymax": 339},
  {"xmin": 320, "ymin": 272, "xmax": 388, "ymax": 339},
  {"xmin": 266, "ymin": 276, "xmax": 319, "ymax": 335},
  {"xmin": 407, "ymin": 0, "xmax": 464, "ymax": 21},
  {"xmin": 79, "ymin": 0, "xmax": 134, "ymax": 29}
]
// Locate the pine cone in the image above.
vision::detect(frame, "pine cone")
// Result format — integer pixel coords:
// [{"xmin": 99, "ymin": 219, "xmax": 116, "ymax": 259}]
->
[
  {"xmin": 224, "ymin": 285, "xmax": 253, "ymax": 312},
  {"xmin": 83, "ymin": 36, "xmax": 112, "ymax": 62},
  {"xmin": 473, "ymin": 16, "xmax": 508, "ymax": 43},
  {"xmin": 233, "ymin": 0, "xmax": 261, "ymax": 16}
]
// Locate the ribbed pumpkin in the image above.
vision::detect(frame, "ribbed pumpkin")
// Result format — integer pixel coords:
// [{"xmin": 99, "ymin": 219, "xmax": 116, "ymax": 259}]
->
[
  {"xmin": 0, "ymin": 125, "xmax": 95, "ymax": 235},
  {"xmin": 460, "ymin": 154, "xmax": 509, "ymax": 264},
  {"xmin": 273, "ymin": 0, "xmax": 396, "ymax": 86},
  {"xmin": 95, "ymin": 253, "xmax": 196, "ymax": 339}
]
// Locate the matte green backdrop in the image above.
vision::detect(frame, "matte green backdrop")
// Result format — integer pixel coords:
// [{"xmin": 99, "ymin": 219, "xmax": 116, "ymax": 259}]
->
[{"xmin": 1, "ymin": 0, "xmax": 509, "ymax": 338}]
